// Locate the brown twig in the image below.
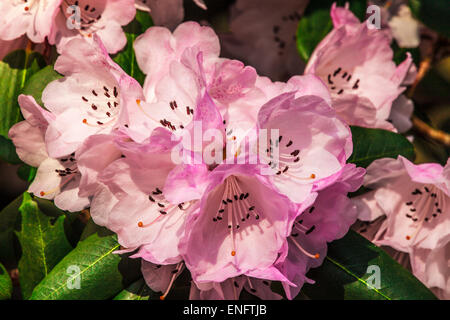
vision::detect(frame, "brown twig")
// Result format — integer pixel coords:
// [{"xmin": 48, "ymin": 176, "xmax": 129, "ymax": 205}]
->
[
  {"xmin": 412, "ymin": 116, "xmax": 450, "ymax": 148},
  {"xmin": 407, "ymin": 44, "xmax": 450, "ymax": 148},
  {"xmin": 407, "ymin": 56, "xmax": 432, "ymax": 99}
]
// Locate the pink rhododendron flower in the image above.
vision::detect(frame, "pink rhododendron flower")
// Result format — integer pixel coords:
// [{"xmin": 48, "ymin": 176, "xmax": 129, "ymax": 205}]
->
[
  {"xmin": 49, "ymin": 0, "xmax": 136, "ymax": 54},
  {"xmin": 41, "ymin": 36, "xmax": 145, "ymax": 158},
  {"xmin": 94, "ymin": 128, "xmax": 199, "ymax": 265},
  {"xmin": 134, "ymin": 21, "xmax": 220, "ymax": 102},
  {"xmin": 170, "ymin": 163, "xmax": 297, "ymax": 283},
  {"xmin": 277, "ymin": 164, "xmax": 365, "ymax": 299},
  {"xmin": 257, "ymin": 91, "xmax": 351, "ymax": 203},
  {"xmin": 0, "ymin": 0, "xmax": 135, "ymax": 54},
  {"xmin": 354, "ymin": 156, "xmax": 450, "ymax": 297},
  {"xmin": 0, "ymin": 0, "xmax": 61, "ymax": 43},
  {"xmin": 141, "ymin": 260, "xmax": 185, "ymax": 300},
  {"xmin": 221, "ymin": 0, "xmax": 310, "ymax": 81},
  {"xmin": 9, "ymin": 95, "xmax": 89, "ymax": 211},
  {"xmin": 305, "ymin": 3, "xmax": 416, "ymax": 131}
]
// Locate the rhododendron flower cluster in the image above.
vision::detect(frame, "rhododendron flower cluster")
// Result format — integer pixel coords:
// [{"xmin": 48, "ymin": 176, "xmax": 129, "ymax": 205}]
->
[
  {"xmin": 9, "ymin": 19, "xmax": 365, "ymax": 299},
  {"xmin": 1, "ymin": 0, "xmax": 447, "ymax": 302}
]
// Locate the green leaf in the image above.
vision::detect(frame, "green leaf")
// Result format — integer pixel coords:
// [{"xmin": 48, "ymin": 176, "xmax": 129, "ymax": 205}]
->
[
  {"xmin": 296, "ymin": 0, "xmax": 366, "ymax": 62},
  {"xmin": 22, "ymin": 65, "xmax": 62, "ymax": 106},
  {"xmin": 113, "ymin": 278, "xmax": 157, "ymax": 300},
  {"xmin": 16, "ymin": 193, "xmax": 73, "ymax": 299},
  {"xmin": 409, "ymin": 0, "xmax": 450, "ymax": 38},
  {"xmin": 348, "ymin": 126, "xmax": 415, "ymax": 168},
  {"xmin": 113, "ymin": 10, "xmax": 153, "ymax": 85},
  {"xmin": 296, "ymin": 9, "xmax": 332, "ymax": 62},
  {"xmin": 79, "ymin": 218, "xmax": 113, "ymax": 242},
  {"xmin": 0, "ymin": 135, "xmax": 22, "ymax": 164},
  {"xmin": 0, "ymin": 50, "xmax": 46, "ymax": 139},
  {"xmin": 0, "ymin": 195, "xmax": 23, "ymax": 268},
  {"xmin": 17, "ymin": 164, "xmax": 37, "ymax": 182},
  {"xmin": 30, "ymin": 232, "xmax": 140, "ymax": 300},
  {"xmin": 0, "ymin": 262, "xmax": 12, "ymax": 300},
  {"xmin": 301, "ymin": 230, "xmax": 437, "ymax": 300}
]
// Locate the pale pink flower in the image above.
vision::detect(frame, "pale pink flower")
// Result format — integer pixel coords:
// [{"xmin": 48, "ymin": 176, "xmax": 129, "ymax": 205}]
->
[
  {"xmin": 0, "ymin": 0, "xmax": 61, "ymax": 43},
  {"xmin": 9, "ymin": 95, "xmax": 89, "ymax": 211},
  {"xmin": 95, "ymin": 128, "xmax": 199, "ymax": 265},
  {"xmin": 134, "ymin": 21, "xmax": 220, "ymax": 102},
  {"xmin": 0, "ymin": 1, "xmax": 135, "ymax": 54},
  {"xmin": 49, "ymin": 0, "xmax": 136, "ymax": 54},
  {"xmin": 257, "ymin": 90, "xmax": 351, "ymax": 203},
  {"xmin": 41, "ymin": 36, "xmax": 145, "ymax": 158},
  {"xmin": 354, "ymin": 156, "xmax": 450, "ymax": 297},
  {"xmin": 305, "ymin": 3, "xmax": 416, "ymax": 131}
]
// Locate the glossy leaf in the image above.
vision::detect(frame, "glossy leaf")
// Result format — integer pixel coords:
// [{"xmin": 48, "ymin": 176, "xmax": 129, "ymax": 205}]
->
[
  {"xmin": 30, "ymin": 232, "xmax": 140, "ymax": 300},
  {"xmin": 0, "ymin": 50, "xmax": 46, "ymax": 139},
  {"xmin": 16, "ymin": 193, "xmax": 73, "ymax": 299},
  {"xmin": 0, "ymin": 262, "xmax": 12, "ymax": 300},
  {"xmin": 348, "ymin": 126, "xmax": 415, "ymax": 168},
  {"xmin": 301, "ymin": 230, "xmax": 437, "ymax": 300}
]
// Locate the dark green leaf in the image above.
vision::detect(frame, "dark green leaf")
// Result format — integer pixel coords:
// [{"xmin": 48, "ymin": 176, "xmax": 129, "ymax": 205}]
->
[
  {"xmin": 296, "ymin": 9, "xmax": 332, "ymax": 62},
  {"xmin": 301, "ymin": 230, "xmax": 437, "ymax": 300},
  {"xmin": 409, "ymin": 0, "xmax": 450, "ymax": 38},
  {"xmin": 79, "ymin": 218, "xmax": 113, "ymax": 242},
  {"xmin": 22, "ymin": 65, "xmax": 62, "ymax": 106},
  {"xmin": 348, "ymin": 126, "xmax": 415, "ymax": 168},
  {"xmin": 0, "ymin": 262, "xmax": 12, "ymax": 300},
  {"xmin": 112, "ymin": 10, "xmax": 153, "ymax": 85},
  {"xmin": 134, "ymin": 10, "xmax": 154, "ymax": 32},
  {"xmin": 30, "ymin": 232, "xmax": 140, "ymax": 300},
  {"xmin": 113, "ymin": 278, "xmax": 157, "ymax": 300},
  {"xmin": 0, "ymin": 135, "xmax": 22, "ymax": 164},
  {"xmin": 16, "ymin": 193, "xmax": 73, "ymax": 299},
  {"xmin": 0, "ymin": 195, "xmax": 23, "ymax": 268},
  {"xmin": 0, "ymin": 50, "xmax": 46, "ymax": 139},
  {"xmin": 17, "ymin": 164, "xmax": 37, "ymax": 182}
]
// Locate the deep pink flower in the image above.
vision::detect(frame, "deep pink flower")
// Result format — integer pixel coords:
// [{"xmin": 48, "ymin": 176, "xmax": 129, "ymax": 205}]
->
[{"xmin": 165, "ymin": 163, "xmax": 297, "ymax": 283}]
